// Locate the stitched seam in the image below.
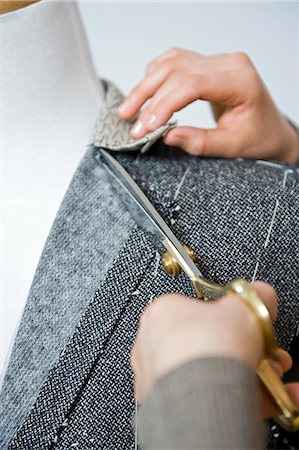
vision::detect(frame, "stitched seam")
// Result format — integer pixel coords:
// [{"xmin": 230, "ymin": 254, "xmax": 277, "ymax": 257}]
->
[{"xmin": 251, "ymin": 169, "xmax": 291, "ymax": 282}]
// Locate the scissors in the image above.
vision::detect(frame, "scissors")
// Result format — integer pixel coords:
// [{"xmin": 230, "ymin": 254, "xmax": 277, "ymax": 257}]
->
[{"xmin": 97, "ymin": 148, "xmax": 299, "ymax": 432}]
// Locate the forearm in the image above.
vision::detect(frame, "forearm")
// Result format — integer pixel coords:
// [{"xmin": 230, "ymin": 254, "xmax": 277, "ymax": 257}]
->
[
  {"xmin": 286, "ymin": 117, "xmax": 299, "ymax": 166},
  {"xmin": 138, "ymin": 357, "xmax": 266, "ymax": 450}
]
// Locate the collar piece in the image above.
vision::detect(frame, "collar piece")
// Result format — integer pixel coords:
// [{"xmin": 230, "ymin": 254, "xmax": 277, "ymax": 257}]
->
[{"xmin": 90, "ymin": 79, "xmax": 176, "ymax": 153}]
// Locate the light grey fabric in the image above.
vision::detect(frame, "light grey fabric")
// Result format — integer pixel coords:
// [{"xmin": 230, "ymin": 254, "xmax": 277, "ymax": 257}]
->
[
  {"xmin": 285, "ymin": 117, "xmax": 299, "ymax": 166},
  {"xmin": 0, "ymin": 145, "xmax": 134, "ymax": 448},
  {"xmin": 1, "ymin": 78, "xmax": 298, "ymax": 449},
  {"xmin": 138, "ymin": 357, "xmax": 265, "ymax": 449}
]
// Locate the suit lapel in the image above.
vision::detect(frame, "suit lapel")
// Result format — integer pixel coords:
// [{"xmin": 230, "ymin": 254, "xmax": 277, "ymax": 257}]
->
[{"xmin": 9, "ymin": 228, "xmax": 156, "ymax": 448}]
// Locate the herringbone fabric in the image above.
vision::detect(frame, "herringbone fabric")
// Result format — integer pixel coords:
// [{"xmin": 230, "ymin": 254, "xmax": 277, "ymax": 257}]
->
[{"xmin": 90, "ymin": 79, "xmax": 176, "ymax": 153}]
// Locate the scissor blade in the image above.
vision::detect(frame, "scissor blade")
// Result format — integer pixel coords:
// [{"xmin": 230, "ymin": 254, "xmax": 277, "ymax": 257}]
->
[{"xmin": 98, "ymin": 149, "xmax": 203, "ymax": 279}]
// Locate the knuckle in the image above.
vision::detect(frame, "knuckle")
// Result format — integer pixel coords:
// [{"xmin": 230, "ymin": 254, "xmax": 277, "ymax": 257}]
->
[
  {"xmin": 130, "ymin": 85, "xmax": 142, "ymax": 98},
  {"xmin": 233, "ymin": 51, "xmax": 251, "ymax": 65},
  {"xmin": 170, "ymin": 69, "xmax": 190, "ymax": 86},
  {"xmin": 198, "ymin": 130, "xmax": 211, "ymax": 157},
  {"xmin": 169, "ymin": 70, "xmax": 185, "ymax": 83},
  {"xmin": 147, "ymin": 56, "xmax": 175, "ymax": 75},
  {"xmin": 169, "ymin": 46, "xmax": 181, "ymax": 55},
  {"xmin": 162, "ymin": 59, "xmax": 176, "ymax": 72},
  {"xmin": 244, "ymin": 68, "xmax": 263, "ymax": 101},
  {"xmin": 146, "ymin": 60, "xmax": 157, "ymax": 74},
  {"xmin": 146, "ymin": 47, "xmax": 182, "ymax": 74}
]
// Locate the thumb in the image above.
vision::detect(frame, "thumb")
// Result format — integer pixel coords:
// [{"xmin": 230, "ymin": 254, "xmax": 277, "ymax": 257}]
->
[{"xmin": 163, "ymin": 126, "xmax": 240, "ymax": 158}]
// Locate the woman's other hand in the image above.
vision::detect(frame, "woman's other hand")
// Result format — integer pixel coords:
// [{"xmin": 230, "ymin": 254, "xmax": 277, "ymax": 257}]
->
[{"xmin": 117, "ymin": 48, "xmax": 298, "ymax": 163}]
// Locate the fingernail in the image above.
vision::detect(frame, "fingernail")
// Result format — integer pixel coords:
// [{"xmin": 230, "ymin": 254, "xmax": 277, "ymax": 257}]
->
[
  {"xmin": 117, "ymin": 100, "xmax": 129, "ymax": 114},
  {"xmin": 131, "ymin": 120, "xmax": 144, "ymax": 136},
  {"xmin": 147, "ymin": 114, "xmax": 157, "ymax": 128}
]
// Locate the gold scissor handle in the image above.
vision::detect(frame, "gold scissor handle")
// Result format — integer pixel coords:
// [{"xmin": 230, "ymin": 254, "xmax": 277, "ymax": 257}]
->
[
  {"xmin": 162, "ymin": 247, "xmax": 299, "ymax": 431},
  {"xmin": 224, "ymin": 279, "xmax": 299, "ymax": 432},
  {"xmin": 257, "ymin": 360, "xmax": 299, "ymax": 432},
  {"xmin": 224, "ymin": 279, "xmax": 279, "ymax": 361}
]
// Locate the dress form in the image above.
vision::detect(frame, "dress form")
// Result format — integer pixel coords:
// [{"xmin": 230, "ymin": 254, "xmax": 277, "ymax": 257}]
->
[{"xmin": 1, "ymin": 0, "xmax": 104, "ymax": 376}]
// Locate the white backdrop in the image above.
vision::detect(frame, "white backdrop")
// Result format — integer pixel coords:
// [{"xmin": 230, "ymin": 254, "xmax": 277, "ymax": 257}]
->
[{"xmin": 78, "ymin": 1, "xmax": 298, "ymax": 129}]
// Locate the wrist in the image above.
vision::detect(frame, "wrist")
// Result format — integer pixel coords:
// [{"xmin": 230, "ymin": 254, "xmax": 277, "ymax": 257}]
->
[
  {"xmin": 151, "ymin": 298, "xmax": 263, "ymax": 383},
  {"xmin": 280, "ymin": 117, "xmax": 299, "ymax": 164},
  {"xmin": 286, "ymin": 117, "xmax": 299, "ymax": 166}
]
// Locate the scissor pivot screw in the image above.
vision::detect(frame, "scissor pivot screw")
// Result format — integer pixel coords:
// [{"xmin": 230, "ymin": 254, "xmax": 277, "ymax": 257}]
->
[{"xmin": 162, "ymin": 245, "xmax": 196, "ymax": 277}]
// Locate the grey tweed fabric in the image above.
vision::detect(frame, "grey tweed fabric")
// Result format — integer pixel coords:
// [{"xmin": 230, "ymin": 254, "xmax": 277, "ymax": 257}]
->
[{"xmin": 1, "ymin": 78, "xmax": 298, "ymax": 449}]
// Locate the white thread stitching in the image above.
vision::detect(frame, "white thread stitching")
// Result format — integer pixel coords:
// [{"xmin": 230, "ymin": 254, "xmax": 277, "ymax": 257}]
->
[
  {"xmin": 282, "ymin": 169, "xmax": 293, "ymax": 189},
  {"xmin": 256, "ymin": 160, "xmax": 285, "ymax": 169},
  {"xmin": 252, "ymin": 169, "xmax": 290, "ymax": 281},
  {"xmin": 264, "ymin": 199, "xmax": 280, "ymax": 249},
  {"xmin": 174, "ymin": 168, "xmax": 190, "ymax": 200},
  {"xmin": 252, "ymin": 261, "xmax": 260, "ymax": 282}
]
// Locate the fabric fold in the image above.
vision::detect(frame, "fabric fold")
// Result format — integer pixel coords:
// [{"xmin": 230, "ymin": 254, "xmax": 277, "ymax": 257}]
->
[{"xmin": 8, "ymin": 228, "xmax": 157, "ymax": 448}]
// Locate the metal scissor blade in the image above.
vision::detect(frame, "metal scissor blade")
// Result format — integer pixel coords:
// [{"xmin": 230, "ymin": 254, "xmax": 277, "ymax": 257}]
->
[{"xmin": 97, "ymin": 149, "xmax": 203, "ymax": 280}]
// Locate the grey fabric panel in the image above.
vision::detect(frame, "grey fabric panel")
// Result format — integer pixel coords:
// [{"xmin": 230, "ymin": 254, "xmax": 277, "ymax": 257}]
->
[
  {"xmin": 112, "ymin": 146, "xmax": 299, "ymax": 351},
  {"xmin": 89, "ymin": 78, "xmax": 176, "ymax": 153},
  {"xmin": 6, "ymin": 142, "xmax": 299, "ymax": 449},
  {"xmin": 0, "ymin": 145, "xmax": 134, "ymax": 449}
]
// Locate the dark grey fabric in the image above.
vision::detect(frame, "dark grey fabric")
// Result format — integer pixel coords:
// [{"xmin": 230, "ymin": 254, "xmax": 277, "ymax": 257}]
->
[{"xmin": 2, "ymin": 141, "xmax": 298, "ymax": 449}]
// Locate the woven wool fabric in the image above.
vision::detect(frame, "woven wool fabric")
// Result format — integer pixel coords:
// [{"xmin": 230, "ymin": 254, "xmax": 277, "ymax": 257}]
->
[{"xmin": 1, "ymin": 79, "xmax": 298, "ymax": 449}]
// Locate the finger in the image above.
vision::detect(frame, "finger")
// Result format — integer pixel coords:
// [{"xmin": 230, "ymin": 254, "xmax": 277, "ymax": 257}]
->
[
  {"xmin": 117, "ymin": 47, "xmax": 182, "ymax": 119},
  {"xmin": 251, "ymin": 281, "xmax": 278, "ymax": 322},
  {"xmin": 132, "ymin": 71, "xmax": 240, "ymax": 137},
  {"xmin": 130, "ymin": 343, "xmax": 137, "ymax": 372},
  {"xmin": 261, "ymin": 382, "xmax": 299, "ymax": 418},
  {"xmin": 276, "ymin": 349, "xmax": 293, "ymax": 374},
  {"xmin": 266, "ymin": 349, "xmax": 293, "ymax": 379},
  {"xmin": 163, "ymin": 126, "xmax": 241, "ymax": 158},
  {"xmin": 133, "ymin": 366, "xmax": 143, "ymax": 403},
  {"xmin": 117, "ymin": 64, "xmax": 173, "ymax": 120},
  {"xmin": 145, "ymin": 47, "xmax": 179, "ymax": 75},
  {"xmin": 130, "ymin": 340, "xmax": 144, "ymax": 402}
]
